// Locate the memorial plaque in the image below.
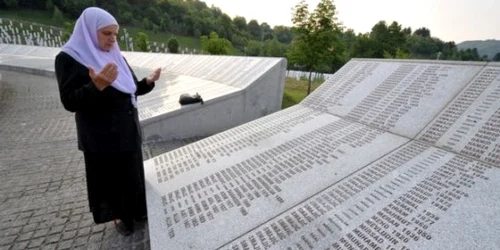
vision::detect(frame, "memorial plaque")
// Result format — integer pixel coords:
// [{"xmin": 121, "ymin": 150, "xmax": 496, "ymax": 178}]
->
[
  {"xmin": 121, "ymin": 52, "xmax": 282, "ymax": 89},
  {"xmin": 220, "ymin": 141, "xmax": 500, "ymax": 250},
  {"xmin": 302, "ymin": 60, "xmax": 485, "ymax": 138},
  {"xmin": 144, "ymin": 105, "xmax": 409, "ymax": 249},
  {"xmin": 418, "ymin": 63, "xmax": 500, "ymax": 165},
  {"xmin": 141, "ymin": 59, "xmax": 500, "ymax": 249}
]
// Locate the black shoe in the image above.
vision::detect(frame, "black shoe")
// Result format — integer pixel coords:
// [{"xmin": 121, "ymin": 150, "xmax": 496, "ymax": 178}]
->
[{"xmin": 114, "ymin": 219, "xmax": 134, "ymax": 236}]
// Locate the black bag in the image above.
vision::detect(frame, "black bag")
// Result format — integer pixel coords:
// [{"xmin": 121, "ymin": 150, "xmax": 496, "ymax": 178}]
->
[{"xmin": 179, "ymin": 93, "xmax": 204, "ymax": 105}]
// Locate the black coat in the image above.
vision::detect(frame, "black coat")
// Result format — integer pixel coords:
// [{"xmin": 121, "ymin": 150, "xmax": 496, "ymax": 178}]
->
[{"xmin": 55, "ymin": 51, "xmax": 155, "ymax": 152}]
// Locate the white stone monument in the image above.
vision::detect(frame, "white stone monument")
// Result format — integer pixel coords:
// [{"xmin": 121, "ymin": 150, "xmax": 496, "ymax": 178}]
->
[
  {"xmin": 143, "ymin": 59, "xmax": 500, "ymax": 249},
  {"xmin": 0, "ymin": 43, "xmax": 287, "ymax": 143}
]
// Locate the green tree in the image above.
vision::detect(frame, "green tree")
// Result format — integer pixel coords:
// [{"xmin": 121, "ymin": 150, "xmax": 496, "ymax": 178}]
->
[
  {"xmin": 455, "ymin": 48, "xmax": 482, "ymax": 61},
  {"xmin": 233, "ymin": 16, "xmax": 247, "ymax": 32},
  {"xmin": 62, "ymin": 21, "xmax": 75, "ymax": 43},
  {"xmin": 97, "ymin": 0, "xmax": 123, "ymax": 16},
  {"xmin": 273, "ymin": 26, "xmax": 293, "ymax": 44},
  {"xmin": 247, "ymin": 20, "xmax": 261, "ymax": 40},
  {"xmin": 201, "ymin": 31, "xmax": 233, "ymax": 55},
  {"xmin": 210, "ymin": 6, "xmax": 223, "ymax": 18},
  {"xmin": 114, "ymin": 0, "xmax": 133, "ymax": 24},
  {"xmin": 493, "ymin": 52, "xmax": 500, "ymax": 62},
  {"xmin": 216, "ymin": 14, "xmax": 234, "ymax": 41},
  {"xmin": 368, "ymin": 21, "xmax": 409, "ymax": 58},
  {"xmin": 414, "ymin": 27, "xmax": 431, "ymax": 38},
  {"xmin": 369, "ymin": 21, "xmax": 390, "ymax": 58},
  {"xmin": 261, "ymin": 22, "xmax": 274, "ymax": 41},
  {"xmin": 406, "ymin": 35, "xmax": 439, "ymax": 59},
  {"xmin": 440, "ymin": 41, "xmax": 457, "ymax": 60},
  {"xmin": 199, "ymin": 8, "xmax": 214, "ymax": 19},
  {"xmin": 167, "ymin": 37, "xmax": 179, "ymax": 53},
  {"xmin": 118, "ymin": 11, "xmax": 134, "ymax": 25},
  {"xmin": 60, "ymin": 0, "xmax": 95, "ymax": 18},
  {"xmin": 4, "ymin": 0, "xmax": 19, "ymax": 8},
  {"xmin": 351, "ymin": 34, "xmax": 379, "ymax": 58},
  {"xmin": 159, "ymin": 15, "xmax": 172, "ymax": 31},
  {"xmin": 52, "ymin": 6, "xmax": 64, "ymax": 24},
  {"xmin": 231, "ymin": 34, "xmax": 248, "ymax": 51},
  {"xmin": 145, "ymin": 6, "xmax": 161, "ymax": 26},
  {"xmin": 341, "ymin": 28, "xmax": 357, "ymax": 54},
  {"xmin": 45, "ymin": 0, "xmax": 54, "ymax": 11},
  {"xmin": 142, "ymin": 17, "xmax": 152, "ymax": 30},
  {"xmin": 387, "ymin": 21, "xmax": 407, "ymax": 56},
  {"xmin": 245, "ymin": 40, "xmax": 263, "ymax": 56},
  {"xmin": 384, "ymin": 48, "xmax": 411, "ymax": 59},
  {"xmin": 402, "ymin": 27, "xmax": 412, "ymax": 35},
  {"xmin": 263, "ymin": 39, "xmax": 288, "ymax": 57},
  {"xmin": 287, "ymin": 0, "xmax": 342, "ymax": 95},
  {"xmin": 136, "ymin": 32, "xmax": 150, "ymax": 52}
]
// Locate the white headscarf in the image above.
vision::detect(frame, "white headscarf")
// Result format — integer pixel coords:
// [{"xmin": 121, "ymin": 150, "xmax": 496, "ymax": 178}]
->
[{"xmin": 62, "ymin": 7, "xmax": 137, "ymax": 104}]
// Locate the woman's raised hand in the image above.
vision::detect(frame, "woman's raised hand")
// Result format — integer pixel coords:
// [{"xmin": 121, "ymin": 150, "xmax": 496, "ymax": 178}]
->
[
  {"xmin": 146, "ymin": 68, "xmax": 162, "ymax": 85},
  {"xmin": 89, "ymin": 63, "xmax": 118, "ymax": 91}
]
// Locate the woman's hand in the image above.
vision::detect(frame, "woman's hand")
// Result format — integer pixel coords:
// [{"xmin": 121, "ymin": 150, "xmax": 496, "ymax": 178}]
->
[
  {"xmin": 89, "ymin": 63, "xmax": 118, "ymax": 91},
  {"xmin": 146, "ymin": 68, "xmax": 161, "ymax": 85}
]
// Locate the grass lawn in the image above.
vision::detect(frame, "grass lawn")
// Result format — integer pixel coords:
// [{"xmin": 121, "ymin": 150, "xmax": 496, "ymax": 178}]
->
[
  {"xmin": 282, "ymin": 77, "xmax": 323, "ymax": 109},
  {"xmin": 121, "ymin": 26, "xmax": 201, "ymax": 50},
  {"xmin": 0, "ymin": 9, "xmax": 63, "ymax": 26}
]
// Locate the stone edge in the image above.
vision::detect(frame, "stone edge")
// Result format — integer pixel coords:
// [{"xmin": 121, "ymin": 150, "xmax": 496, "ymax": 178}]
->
[{"xmin": 0, "ymin": 64, "xmax": 55, "ymax": 78}]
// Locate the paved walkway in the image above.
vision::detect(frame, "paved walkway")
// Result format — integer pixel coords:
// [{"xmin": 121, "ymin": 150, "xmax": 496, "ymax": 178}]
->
[{"xmin": 0, "ymin": 70, "xmax": 197, "ymax": 250}]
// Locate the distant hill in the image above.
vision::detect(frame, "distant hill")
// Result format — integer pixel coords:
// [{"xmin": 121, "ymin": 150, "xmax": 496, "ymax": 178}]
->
[{"xmin": 457, "ymin": 39, "xmax": 500, "ymax": 60}]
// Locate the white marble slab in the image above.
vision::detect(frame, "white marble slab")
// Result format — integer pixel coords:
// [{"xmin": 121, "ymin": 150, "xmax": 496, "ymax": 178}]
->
[
  {"xmin": 143, "ymin": 105, "xmax": 410, "ymax": 250},
  {"xmin": 418, "ymin": 63, "xmax": 500, "ymax": 165},
  {"xmin": 302, "ymin": 59, "xmax": 486, "ymax": 138},
  {"xmin": 0, "ymin": 44, "xmax": 60, "ymax": 57},
  {"xmin": 136, "ymin": 71, "xmax": 241, "ymax": 121},
  {"xmin": 122, "ymin": 51, "xmax": 283, "ymax": 89},
  {"xmin": 0, "ymin": 44, "xmax": 287, "ymax": 141},
  {"xmin": 219, "ymin": 141, "xmax": 500, "ymax": 250},
  {"xmin": 141, "ymin": 58, "xmax": 500, "ymax": 249}
]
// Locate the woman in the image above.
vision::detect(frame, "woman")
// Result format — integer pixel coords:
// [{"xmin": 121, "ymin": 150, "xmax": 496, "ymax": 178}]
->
[{"xmin": 54, "ymin": 7, "xmax": 161, "ymax": 236}]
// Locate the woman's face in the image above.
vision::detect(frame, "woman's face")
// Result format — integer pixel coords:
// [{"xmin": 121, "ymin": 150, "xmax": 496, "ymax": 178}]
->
[{"xmin": 97, "ymin": 25, "xmax": 119, "ymax": 51}]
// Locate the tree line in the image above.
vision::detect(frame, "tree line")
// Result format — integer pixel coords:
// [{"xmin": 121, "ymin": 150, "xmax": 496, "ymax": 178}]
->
[
  {"xmin": 1, "ymin": 0, "xmax": 493, "ymax": 75},
  {"xmin": 2, "ymin": 0, "xmax": 292, "ymax": 52}
]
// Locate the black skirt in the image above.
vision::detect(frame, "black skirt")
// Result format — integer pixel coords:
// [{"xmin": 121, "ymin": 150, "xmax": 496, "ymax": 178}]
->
[{"xmin": 83, "ymin": 151, "xmax": 147, "ymax": 224}]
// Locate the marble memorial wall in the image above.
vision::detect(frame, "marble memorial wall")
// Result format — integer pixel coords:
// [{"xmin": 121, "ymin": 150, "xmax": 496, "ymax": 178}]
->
[
  {"xmin": 142, "ymin": 59, "xmax": 500, "ymax": 249},
  {"xmin": 121, "ymin": 52, "xmax": 284, "ymax": 89},
  {"xmin": 220, "ymin": 142, "xmax": 499, "ymax": 250},
  {"xmin": 0, "ymin": 45, "xmax": 286, "ymax": 141},
  {"xmin": 145, "ymin": 106, "xmax": 409, "ymax": 249},
  {"xmin": 301, "ymin": 59, "xmax": 486, "ymax": 138},
  {"xmin": 418, "ymin": 63, "xmax": 500, "ymax": 165}
]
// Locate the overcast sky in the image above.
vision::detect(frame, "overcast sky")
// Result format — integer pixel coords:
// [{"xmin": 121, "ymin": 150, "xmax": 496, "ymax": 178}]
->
[{"xmin": 202, "ymin": 0, "xmax": 499, "ymax": 43}]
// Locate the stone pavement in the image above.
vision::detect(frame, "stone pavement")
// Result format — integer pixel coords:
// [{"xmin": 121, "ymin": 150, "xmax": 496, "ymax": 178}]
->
[{"xmin": 0, "ymin": 70, "xmax": 199, "ymax": 250}]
